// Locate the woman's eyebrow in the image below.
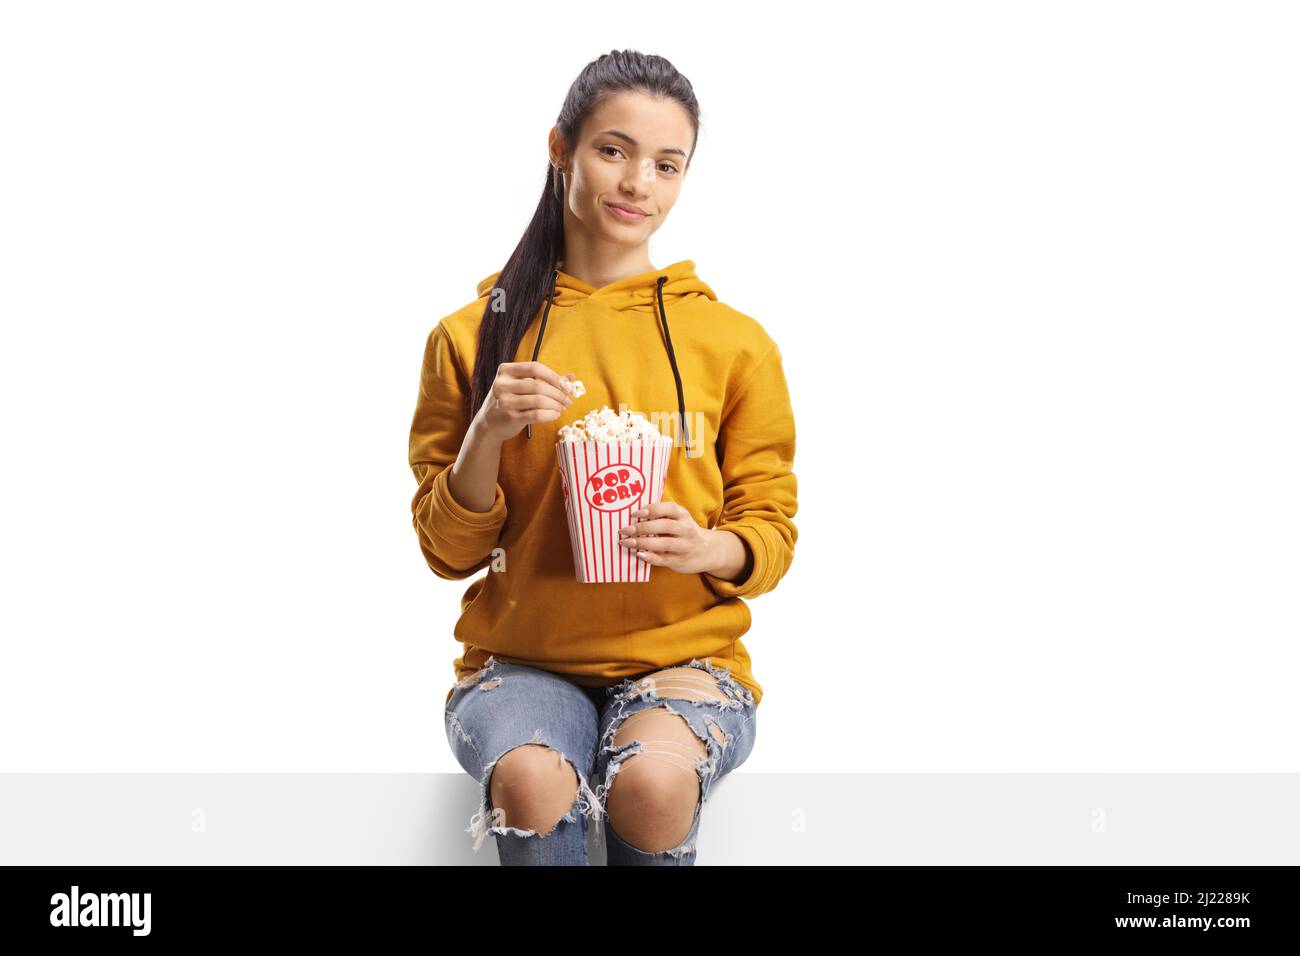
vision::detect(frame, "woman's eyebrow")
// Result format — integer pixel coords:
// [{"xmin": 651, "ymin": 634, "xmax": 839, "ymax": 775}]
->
[{"xmin": 598, "ymin": 129, "xmax": 687, "ymax": 158}]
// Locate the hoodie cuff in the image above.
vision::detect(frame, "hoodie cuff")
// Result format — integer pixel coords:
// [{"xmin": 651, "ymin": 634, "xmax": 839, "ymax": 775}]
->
[
  {"xmin": 703, "ymin": 523, "xmax": 765, "ymax": 599},
  {"xmin": 432, "ymin": 464, "xmax": 508, "ymax": 532}
]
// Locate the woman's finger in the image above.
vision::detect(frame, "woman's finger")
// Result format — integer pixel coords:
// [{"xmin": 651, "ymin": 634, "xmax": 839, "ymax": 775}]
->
[
  {"xmin": 502, "ymin": 392, "xmax": 569, "ymax": 414},
  {"xmin": 499, "ymin": 360, "xmax": 568, "ymax": 390},
  {"xmin": 628, "ymin": 533, "xmax": 678, "ymax": 553},
  {"xmin": 621, "ymin": 517, "xmax": 680, "ymax": 537},
  {"xmin": 495, "ymin": 373, "xmax": 573, "ymax": 408}
]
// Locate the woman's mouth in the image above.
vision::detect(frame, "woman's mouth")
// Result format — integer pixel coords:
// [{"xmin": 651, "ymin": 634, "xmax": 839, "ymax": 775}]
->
[{"xmin": 605, "ymin": 202, "xmax": 647, "ymax": 222}]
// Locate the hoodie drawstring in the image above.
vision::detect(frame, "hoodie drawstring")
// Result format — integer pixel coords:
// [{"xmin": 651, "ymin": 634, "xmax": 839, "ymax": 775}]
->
[
  {"xmin": 655, "ymin": 274, "xmax": 690, "ymax": 456},
  {"xmin": 524, "ymin": 268, "xmax": 689, "ymax": 457}
]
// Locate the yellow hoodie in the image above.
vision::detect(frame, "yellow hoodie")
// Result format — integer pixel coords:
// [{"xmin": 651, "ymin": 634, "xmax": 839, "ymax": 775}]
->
[{"xmin": 409, "ymin": 260, "xmax": 797, "ymax": 708}]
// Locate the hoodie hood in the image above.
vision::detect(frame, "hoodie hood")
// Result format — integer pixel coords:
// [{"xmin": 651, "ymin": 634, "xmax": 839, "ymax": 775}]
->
[
  {"xmin": 475, "ymin": 260, "xmax": 716, "ymax": 454},
  {"xmin": 475, "ymin": 259, "xmax": 716, "ymax": 313}
]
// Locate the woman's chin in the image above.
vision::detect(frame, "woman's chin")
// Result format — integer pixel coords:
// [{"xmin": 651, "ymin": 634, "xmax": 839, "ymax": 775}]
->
[{"xmin": 592, "ymin": 224, "xmax": 650, "ymax": 245}]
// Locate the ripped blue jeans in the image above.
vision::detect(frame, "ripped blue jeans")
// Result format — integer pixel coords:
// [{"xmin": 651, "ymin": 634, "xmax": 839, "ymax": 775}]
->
[{"xmin": 442, "ymin": 655, "xmax": 757, "ymax": 865}]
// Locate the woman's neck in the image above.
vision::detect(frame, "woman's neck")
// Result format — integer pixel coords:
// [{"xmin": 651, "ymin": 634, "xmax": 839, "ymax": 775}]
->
[{"xmin": 557, "ymin": 247, "xmax": 655, "ymax": 289}]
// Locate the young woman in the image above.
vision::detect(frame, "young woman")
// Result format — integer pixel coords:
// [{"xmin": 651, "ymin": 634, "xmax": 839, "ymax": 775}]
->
[{"xmin": 408, "ymin": 50, "xmax": 798, "ymax": 865}]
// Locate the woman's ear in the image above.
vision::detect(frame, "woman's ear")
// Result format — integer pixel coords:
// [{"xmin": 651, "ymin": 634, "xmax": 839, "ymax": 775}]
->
[{"xmin": 547, "ymin": 127, "xmax": 568, "ymax": 171}]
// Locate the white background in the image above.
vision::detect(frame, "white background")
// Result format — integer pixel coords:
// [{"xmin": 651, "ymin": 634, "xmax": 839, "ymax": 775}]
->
[{"xmin": 2, "ymin": 1, "xmax": 1296, "ymax": 772}]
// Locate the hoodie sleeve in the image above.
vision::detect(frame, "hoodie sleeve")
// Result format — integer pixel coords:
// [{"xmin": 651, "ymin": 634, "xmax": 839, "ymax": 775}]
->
[
  {"xmin": 703, "ymin": 343, "xmax": 799, "ymax": 599},
  {"xmin": 408, "ymin": 323, "xmax": 508, "ymax": 580}
]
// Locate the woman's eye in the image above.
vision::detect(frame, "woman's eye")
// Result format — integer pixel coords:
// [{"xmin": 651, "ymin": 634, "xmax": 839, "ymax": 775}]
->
[{"xmin": 598, "ymin": 145, "xmax": 675, "ymax": 175}]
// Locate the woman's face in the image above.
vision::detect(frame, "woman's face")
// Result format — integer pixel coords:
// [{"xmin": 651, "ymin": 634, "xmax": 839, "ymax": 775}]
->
[{"xmin": 551, "ymin": 90, "xmax": 694, "ymax": 247}]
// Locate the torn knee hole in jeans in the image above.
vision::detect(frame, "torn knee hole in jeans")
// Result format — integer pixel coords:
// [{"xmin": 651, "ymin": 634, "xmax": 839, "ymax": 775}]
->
[
  {"xmin": 595, "ymin": 704, "xmax": 720, "ymax": 860},
  {"xmin": 465, "ymin": 728, "xmax": 604, "ymax": 854},
  {"xmin": 595, "ymin": 701, "xmax": 723, "ymax": 809}
]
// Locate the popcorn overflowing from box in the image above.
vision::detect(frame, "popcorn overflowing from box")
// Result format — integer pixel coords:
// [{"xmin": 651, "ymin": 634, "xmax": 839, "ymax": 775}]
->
[
  {"xmin": 555, "ymin": 402, "xmax": 673, "ymax": 583},
  {"xmin": 557, "ymin": 403, "xmax": 663, "ymax": 443}
]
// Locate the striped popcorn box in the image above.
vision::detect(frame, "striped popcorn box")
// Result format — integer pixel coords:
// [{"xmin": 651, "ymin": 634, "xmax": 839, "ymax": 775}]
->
[{"xmin": 555, "ymin": 435, "xmax": 674, "ymax": 583}]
